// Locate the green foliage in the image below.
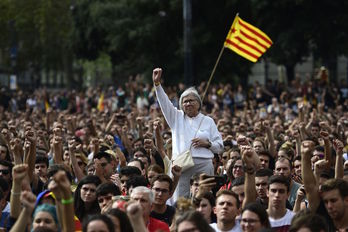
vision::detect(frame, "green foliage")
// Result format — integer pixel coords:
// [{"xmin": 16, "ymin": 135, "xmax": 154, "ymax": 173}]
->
[{"xmin": 1, "ymin": 0, "xmax": 348, "ymax": 86}]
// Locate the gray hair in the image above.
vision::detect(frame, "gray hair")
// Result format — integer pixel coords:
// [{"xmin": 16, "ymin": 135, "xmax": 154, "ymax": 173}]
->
[
  {"xmin": 179, "ymin": 87, "xmax": 202, "ymax": 111},
  {"xmin": 130, "ymin": 186, "xmax": 154, "ymax": 204}
]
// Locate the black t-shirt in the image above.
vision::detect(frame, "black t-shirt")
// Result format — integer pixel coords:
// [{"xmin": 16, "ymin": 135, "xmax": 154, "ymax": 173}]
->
[{"xmin": 150, "ymin": 205, "xmax": 176, "ymax": 226}]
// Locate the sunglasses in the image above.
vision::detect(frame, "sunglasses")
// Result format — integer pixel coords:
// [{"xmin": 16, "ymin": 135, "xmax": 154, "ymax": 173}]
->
[{"xmin": 0, "ymin": 170, "xmax": 9, "ymax": 175}]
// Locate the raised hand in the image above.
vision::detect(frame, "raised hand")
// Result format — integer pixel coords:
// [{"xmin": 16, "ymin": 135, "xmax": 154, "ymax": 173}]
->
[
  {"xmin": 333, "ymin": 139, "xmax": 344, "ymax": 154},
  {"xmin": 12, "ymin": 164, "xmax": 28, "ymax": 183},
  {"xmin": 302, "ymin": 140, "xmax": 315, "ymax": 157},
  {"xmin": 171, "ymin": 165, "xmax": 182, "ymax": 180},
  {"xmin": 20, "ymin": 191, "xmax": 37, "ymax": 213},
  {"xmin": 152, "ymin": 68, "xmax": 162, "ymax": 84}
]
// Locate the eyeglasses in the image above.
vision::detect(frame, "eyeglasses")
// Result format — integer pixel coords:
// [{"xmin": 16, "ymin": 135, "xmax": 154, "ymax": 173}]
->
[
  {"xmin": 0, "ymin": 169, "xmax": 10, "ymax": 175},
  {"xmin": 241, "ymin": 218, "xmax": 260, "ymax": 225},
  {"xmin": 153, "ymin": 188, "xmax": 169, "ymax": 194},
  {"xmin": 222, "ymin": 156, "xmax": 228, "ymax": 160},
  {"xmin": 183, "ymin": 99, "xmax": 197, "ymax": 105}
]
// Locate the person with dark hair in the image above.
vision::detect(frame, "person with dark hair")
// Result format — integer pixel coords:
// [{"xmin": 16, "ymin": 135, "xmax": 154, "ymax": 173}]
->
[
  {"xmin": 241, "ymin": 202, "xmax": 271, "ymax": 232},
  {"xmin": 231, "ymin": 176, "xmax": 245, "ymax": 207},
  {"xmin": 289, "ymin": 209, "xmax": 327, "ymax": 232},
  {"xmin": 292, "ymin": 156, "xmax": 302, "ymax": 184},
  {"xmin": 93, "ymin": 152, "xmax": 114, "ymax": 183},
  {"xmin": 128, "ymin": 158, "xmax": 146, "ymax": 177},
  {"xmin": 0, "ymin": 144, "xmax": 10, "ymax": 162},
  {"xmin": 83, "ymin": 214, "xmax": 115, "ymax": 232},
  {"xmin": 106, "ymin": 208, "xmax": 134, "ymax": 232},
  {"xmin": 319, "ymin": 178, "xmax": 348, "ymax": 231},
  {"xmin": 176, "ymin": 210, "xmax": 215, "ymax": 232},
  {"xmin": 274, "ymin": 157, "xmax": 301, "ymax": 208},
  {"xmin": 133, "ymin": 148, "xmax": 151, "ymax": 171},
  {"xmin": 189, "ymin": 173, "xmax": 201, "ymax": 199},
  {"xmin": 258, "ymin": 150, "xmax": 274, "ymax": 170},
  {"xmin": 0, "ymin": 160, "xmax": 13, "ymax": 186},
  {"xmin": 74, "ymin": 175, "xmax": 102, "ymax": 222},
  {"xmin": 147, "ymin": 164, "xmax": 164, "ymax": 185},
  {"xmin": 255, "ymin": 168, "xmax": 273, "ymax": 209},
  {"xmin": 96, "ymin": 183, "xmax": 121, "ymax": 213},
  {"xmin": 35, "ymin": 155, "xmax": 49, "ymax": 184},
  {"xmin": 150, "ymin": 174, "xmax": 175, "ymax": 226},
  {"xmin": 210, "ymin": 190, "xmax": 241, "ymax": 232},
  {"xmin": 47, "ymin": 164, "xmax": 73, "ymax": 184},
  {"xmin": 126, "ymin": 175, "xmax": 148, "ymax": 195},
  {"xmin": 194, "ymin": 191, "xmax": 216, "ymax": 224},
  {"xmin": 267, "ymin": 175, "xmax": 294, "ymax": 232},
  {"xmin": 119, "ymin": 166, "xmax": 142, "ymax": 194}
]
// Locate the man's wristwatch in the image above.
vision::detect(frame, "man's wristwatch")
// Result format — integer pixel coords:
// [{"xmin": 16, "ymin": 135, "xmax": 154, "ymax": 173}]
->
[{"xmin": 207, "ymin": 140, "xmax": 212, "ymax": 149}]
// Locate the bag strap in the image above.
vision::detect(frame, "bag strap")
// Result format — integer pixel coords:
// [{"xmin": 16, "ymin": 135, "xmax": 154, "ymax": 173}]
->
[{"xmin": 189, "ymin": 116, "xmax": 205, "ymax": 150}]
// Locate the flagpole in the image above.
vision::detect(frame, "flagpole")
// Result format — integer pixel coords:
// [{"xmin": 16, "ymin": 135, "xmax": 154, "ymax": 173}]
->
[
  {"xmin": 201, "ymin": 13, "xmax": 239, "ymax": 101},
  {"xmin": 201, "ymin": 45, "xmax": 225, "ymax": 101}
]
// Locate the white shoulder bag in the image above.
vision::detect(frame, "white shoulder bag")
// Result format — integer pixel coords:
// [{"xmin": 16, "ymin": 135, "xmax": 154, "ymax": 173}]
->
[{"xmin": 172, "ymin": 117, "xmax": 204, "ymax": 172}]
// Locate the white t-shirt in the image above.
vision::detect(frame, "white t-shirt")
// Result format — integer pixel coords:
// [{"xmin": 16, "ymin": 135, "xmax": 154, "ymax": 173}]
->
[
  {"xmin": 210, "ymin": 221, "xmax": 242, "ymax": 232},
  {"xmin": 269, "ymin": 209, "xmax": 295, "ymax": 231}
]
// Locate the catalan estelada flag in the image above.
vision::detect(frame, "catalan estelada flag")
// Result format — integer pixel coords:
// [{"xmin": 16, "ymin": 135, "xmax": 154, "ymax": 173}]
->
[{"xmin": 224, "ymin": 15, "xmax": 272, "ymax": 62}]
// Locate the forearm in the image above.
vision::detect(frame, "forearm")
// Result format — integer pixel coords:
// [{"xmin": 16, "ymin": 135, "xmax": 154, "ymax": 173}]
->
[
  {"xmin": 266, "ymin": 128, "xmax": 276, "ymax": 158},
  {"xmin": 293, "ymin": 198, "xmax": 303, "ymax": 213},
  {"xmin": 10, "ymin": 182, "xmax": 22, "ymax": 218},
  {"xmin": 335, "ymin": 151, "xmax": 344, "ymax": 179},
  {"xmin": 243, "ymin": 173, "xmax": 256, "ymax": 208},
  {"xmin": 295, "ymin": 138, "xmax": 301, "ymax": 157},
  {"xmin": 324, "ymin": 139, "xmax": 331, "ymax": 168},
  {"xmin": 299, "ymin": 127, "xmax": 308, "ymax": 141},
  {"xmin": 10, "ymin": 208, "xmax": 31, "ymax": 232},
  {"xmin": 12, "ymin": 152, "xmax": 22, "ymax": 165},
  {"xmin": 155, "ymin": 85, "xmax": 177, "ymax": 128},
  {"xmin": 26, "ymin": 144, "xmax": 36, "ymax": 181},
  {"xmin": 70, "ymin": 152, "xmax": 85, "ymax": 182},
  {"xmin": 301, "ymin": 155, "xmax": 320, "ymax": 211},
  {"xmin": 155, "ymin": 130, "xmax": 166, "ymax": 159}
]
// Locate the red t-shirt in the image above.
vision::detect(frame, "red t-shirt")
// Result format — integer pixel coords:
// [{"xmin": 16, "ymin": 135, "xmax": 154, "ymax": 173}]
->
[{"xmin": 147, "ymin": 217, "xmax": 170, "ymax": 232}]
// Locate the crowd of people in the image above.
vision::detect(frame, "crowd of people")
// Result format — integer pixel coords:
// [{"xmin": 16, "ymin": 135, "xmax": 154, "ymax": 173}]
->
[{"xmin": 0, "ymin": 66, "xmax": 347, "ymax": 232}]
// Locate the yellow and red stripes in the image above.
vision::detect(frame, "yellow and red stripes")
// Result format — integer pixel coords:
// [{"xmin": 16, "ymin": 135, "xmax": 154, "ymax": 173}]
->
[{"xmin": 224, "ymin": 16, "xmax": 272, "ymax": 62}]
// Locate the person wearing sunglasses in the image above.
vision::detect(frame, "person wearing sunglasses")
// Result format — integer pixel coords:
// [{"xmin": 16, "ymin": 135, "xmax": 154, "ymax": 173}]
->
[{"xmin": 0, "ymin": 160, "xmax": 12, "ymax": 187}]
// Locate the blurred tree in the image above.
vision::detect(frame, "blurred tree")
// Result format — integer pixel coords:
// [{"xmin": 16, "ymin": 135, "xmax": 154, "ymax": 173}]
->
[
  {"xmin": 0, "ymin": 0, "xmax": 74, "ymax": 88},
  {"xmin": 252, "ymin": 0, "xmax": 348, "ymax": 83}
]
